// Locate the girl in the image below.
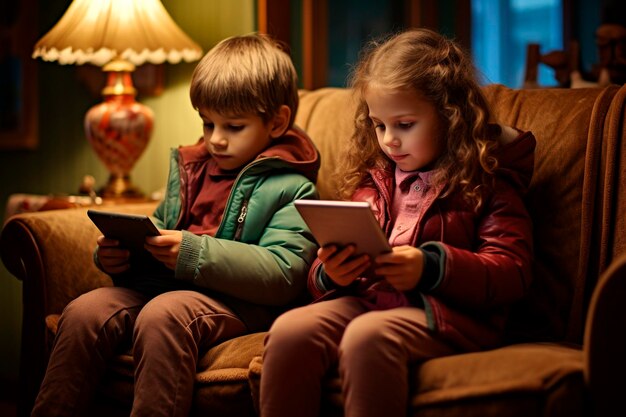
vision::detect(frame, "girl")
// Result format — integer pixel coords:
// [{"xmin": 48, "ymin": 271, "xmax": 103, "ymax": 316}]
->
[{"xmin": 260, "ymin": 28, "xmax": 535, "ymax": 417}]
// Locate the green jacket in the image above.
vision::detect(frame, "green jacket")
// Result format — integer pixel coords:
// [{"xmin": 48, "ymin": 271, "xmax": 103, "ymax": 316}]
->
[{"xmin": 150, "ymin": 127, "xmax": 320, "ymax": 330}]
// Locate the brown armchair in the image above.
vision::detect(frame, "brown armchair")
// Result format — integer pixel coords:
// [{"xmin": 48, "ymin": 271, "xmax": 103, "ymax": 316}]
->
[{"xmin": 2, "ymin": 84, "xmax": 626, "ymax": 417}]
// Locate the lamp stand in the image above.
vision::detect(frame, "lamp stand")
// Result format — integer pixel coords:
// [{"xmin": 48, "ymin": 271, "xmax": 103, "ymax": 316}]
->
[{"xmin": 84, "ymin": 59, "xmax": 154, "ymax": 198}]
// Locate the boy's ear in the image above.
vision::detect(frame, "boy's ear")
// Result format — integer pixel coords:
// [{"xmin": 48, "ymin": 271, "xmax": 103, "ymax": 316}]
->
[{"xmin": 269, "ymin": 105, "xmax": 292, "ymax": 138}]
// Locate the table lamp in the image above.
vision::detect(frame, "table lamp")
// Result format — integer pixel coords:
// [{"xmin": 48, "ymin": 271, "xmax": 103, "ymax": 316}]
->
[{"xmin": 32, "ymin": 0, "xmax": 202, "ymax": 198}]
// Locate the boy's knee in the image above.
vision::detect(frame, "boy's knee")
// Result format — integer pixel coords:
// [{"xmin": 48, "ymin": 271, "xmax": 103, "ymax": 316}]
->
[
  {"xmin": 58, "ymin": 288, "xmax": 140, "ymax": 342},
  {"xmin": 135, "ymin": 298, "xmax": 173, "ymax": 328},
  {"xmin": 62, "ymin": 288, "xmax": 117, "ymax": 324},
  {"xmin": 135, "ymin": 292, "xmax": 197, "ymax": 333}
]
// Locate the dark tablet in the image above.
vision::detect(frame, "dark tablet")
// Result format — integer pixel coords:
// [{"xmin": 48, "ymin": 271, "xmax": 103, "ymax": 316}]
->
[
  {"xmin": 87, "ymin": 209, "xmax": 160, "ymax": 254},
  {"xmin": 294, "ymin": 200, "xmax": 391, "ymax": 260}
]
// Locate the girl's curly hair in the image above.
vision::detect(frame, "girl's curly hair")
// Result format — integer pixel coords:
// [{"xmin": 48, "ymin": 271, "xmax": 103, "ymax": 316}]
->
[{"xmin": 339, "ymin": 28, "xmax": 500, "ymax": 210}]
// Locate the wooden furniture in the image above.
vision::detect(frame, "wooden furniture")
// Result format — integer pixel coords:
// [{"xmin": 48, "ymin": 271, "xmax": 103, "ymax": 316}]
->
[
  {"xmin": 2, "ymin": 84, "xmax": 626, "ymax": 417},
  {"xmin": 594, "ymin": 23, "xmax": 626, "ymax": 85},
  {"xmin": 522, "ymin": 41, "xmax": 589, "ymax": 88},
  {"xmin": 524, "ymin": 23, "xmax": 626, "ymax": 89}
]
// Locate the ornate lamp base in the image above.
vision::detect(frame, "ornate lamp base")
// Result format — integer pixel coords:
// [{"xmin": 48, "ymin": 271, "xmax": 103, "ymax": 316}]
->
[
  {"xmin": 100, "ymin": 174, "xmax": 145, "ymax": 199},
  {"xmin": 84, "ymin": 59, "xmax": 153, "ymax": 198}
]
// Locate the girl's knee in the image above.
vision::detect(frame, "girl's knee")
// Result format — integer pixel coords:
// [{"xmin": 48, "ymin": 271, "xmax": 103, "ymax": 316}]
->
[
  {"xmin": 341, "ymin": 313, "xmax": 397, "ymax": 356},
  {"xmin": 266, "ymin": 308, "xmax": 329, "ymax": 351},
  {"xmin": 269, "ymin": 309, "xmax": 309, "ymax": 340}
]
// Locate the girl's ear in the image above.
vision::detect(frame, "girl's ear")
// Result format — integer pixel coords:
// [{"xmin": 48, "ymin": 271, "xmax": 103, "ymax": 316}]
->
[{"xmin": 269, "ymin": 105, "xmax": 292, "ymax": 138}]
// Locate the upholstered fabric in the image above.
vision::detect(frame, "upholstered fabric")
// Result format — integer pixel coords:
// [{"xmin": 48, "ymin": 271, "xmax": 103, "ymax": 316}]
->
[
  {"xmin": 2, "ymin": 85, "xmax": 625, "ymax": 417},
  {"xmin": 249, "ymin": 342, "xmax": 584, "ymax": 417}
]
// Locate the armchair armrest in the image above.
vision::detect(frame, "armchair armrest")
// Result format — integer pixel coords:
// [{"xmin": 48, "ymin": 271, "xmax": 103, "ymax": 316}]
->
[
  {"xmin": 584, "ymin": 252, "xmax": 626, "ymax": 417},
  {"xmin": 0, "ymin": 201, "xmax": 156, "ymax": 417}
]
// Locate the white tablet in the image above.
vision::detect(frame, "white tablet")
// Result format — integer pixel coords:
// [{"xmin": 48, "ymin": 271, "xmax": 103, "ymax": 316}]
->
[{"xmin": 294, "ymin": 199, "xmax": 391, "ymax": 259}]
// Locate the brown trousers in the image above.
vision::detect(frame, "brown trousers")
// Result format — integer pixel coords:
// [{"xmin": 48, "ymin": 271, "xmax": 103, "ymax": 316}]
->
[
  {"xmin": 260, "ymin": 296, "xmax": 457, "ymax": 417},
  {"xmin": 31, "ymin": 286, "xmax": 247, "ymax": 417}
]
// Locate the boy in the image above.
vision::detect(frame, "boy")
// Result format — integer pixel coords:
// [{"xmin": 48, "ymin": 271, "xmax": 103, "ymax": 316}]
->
[{"xmin": 31, "ymin": 33, "xmax": 320, "ymax": 417}]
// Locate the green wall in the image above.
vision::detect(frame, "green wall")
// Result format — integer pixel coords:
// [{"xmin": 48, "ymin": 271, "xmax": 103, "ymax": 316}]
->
[{"xmin": 0, "ymin": 0, "xmax": 255, "ymax": 389}]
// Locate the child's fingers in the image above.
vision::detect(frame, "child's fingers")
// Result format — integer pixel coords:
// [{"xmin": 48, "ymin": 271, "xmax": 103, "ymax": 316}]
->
[
  {"xmin": 104, "ymin": 263, "xmax": 130, "ymax": 274},
  {"xmin": 318, "ymin": 245, "xmax": 337, "ymax": 262},
  {"xmin": 98, "ymin": 249, "xmax": 130, "ymax": 274},
  {"xmin": 144, "ymin": 244, "xmax": 177, "ymax": 257},
  {"xmin": 374, "ymin": 264, "xmax": 405, "ymax": 276},
  {"xmin": 325, "ymin": 252, "xmax": 370, "ymax": 285},
  {"xmin": 325, "ymin": 245, "xmax": 357, "ymax": 265},
  {"xmin": 98, "ymin": 246, "xmax": 129, "ymax": 259},
  {"xmin": 97, "ymin": 235, "xmax": 120, "ymax": 247},
  {"xmin": 340, "ymin": 256, "xmax": 370, "ymax": 277},
  {"xmin": 144, "ymin": 248, "xmax": 176, "ymax": 270},
  {"xmin": 145, "ymin": 230, "xmax": 182, "ymax": 246}
]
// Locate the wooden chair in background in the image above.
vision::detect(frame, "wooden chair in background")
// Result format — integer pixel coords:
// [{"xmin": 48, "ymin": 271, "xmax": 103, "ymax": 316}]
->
[
  {"xmin": 523, "ymin": 40, "xmax": 600, "ymax": 88},
  {"xmin": 524, "ymin": 23, "xmax": 626, "ymax": 89}
]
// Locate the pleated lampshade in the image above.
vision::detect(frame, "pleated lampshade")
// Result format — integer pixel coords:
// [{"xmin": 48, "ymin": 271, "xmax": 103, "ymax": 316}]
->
[{"xmin": 32, "ymin": 0, "xmax": 202, "ymax": 66}]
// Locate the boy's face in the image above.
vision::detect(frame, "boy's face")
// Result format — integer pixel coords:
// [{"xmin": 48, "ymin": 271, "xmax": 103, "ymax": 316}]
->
[{"xmin": 199, "ymin": 107, "xmax": 275, "ymax": 171}]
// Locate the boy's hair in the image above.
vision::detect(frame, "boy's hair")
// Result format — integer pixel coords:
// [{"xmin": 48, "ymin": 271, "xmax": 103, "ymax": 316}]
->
[
  {"xmin": 341, "ymin": 28, "xmax": 499, "ymax": 210},
  {"xmin": 190, "ymin": 33, "xmax": 298, "ymax": 127}
]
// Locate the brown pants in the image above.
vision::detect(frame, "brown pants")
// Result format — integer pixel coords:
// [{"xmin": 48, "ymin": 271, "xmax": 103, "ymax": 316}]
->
[
  {"xmin": 31, "ymin": 286, "xmax": 247, "ymax": 417},
  {"xmin": 260, "ymin": 296, "xmax": 457, "ymax": 417}
]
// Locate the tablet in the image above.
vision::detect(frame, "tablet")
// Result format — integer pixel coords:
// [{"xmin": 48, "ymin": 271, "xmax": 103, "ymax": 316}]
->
[
  {"xmin": 87, "ymin": 209, "xmax": 160, "ymax": 255},
  {"xmin": 294, "ymin": 200, "xmax": 391, "ymax": 260}
]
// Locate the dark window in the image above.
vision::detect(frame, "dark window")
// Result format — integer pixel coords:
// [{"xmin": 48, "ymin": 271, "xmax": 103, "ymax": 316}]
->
[{"xmin": 472, "ymin": 0, "xmax": 563, "ymax": 87}]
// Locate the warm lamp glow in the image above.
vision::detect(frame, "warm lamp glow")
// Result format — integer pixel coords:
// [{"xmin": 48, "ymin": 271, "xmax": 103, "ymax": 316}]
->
[
  {"xmin": 32, "ymin": 0, "xmax": 202, "ymax": 198},
  {"xmin": 32, "ymin": 0, "xmax": 202, "ymax": 66}
]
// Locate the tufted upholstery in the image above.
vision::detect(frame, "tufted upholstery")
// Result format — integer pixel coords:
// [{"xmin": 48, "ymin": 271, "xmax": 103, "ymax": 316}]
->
[{"xmin": 2, "ymin": 85, "xmax": 626, "ymax": 417}]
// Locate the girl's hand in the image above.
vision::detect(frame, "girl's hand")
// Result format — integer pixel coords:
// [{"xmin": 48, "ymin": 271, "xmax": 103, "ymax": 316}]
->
[
  {"xmin": 374, "ymin": 245, "xmax": 424, "ymax": 291},
  {"xmin": 318, "ymin": 245, "xmax": 370, "ymax": 287},
  {"xmin": 144, "ymin": 230, "xmax": 183, "ymax": 270},
  {"xmin": 96, "ymin": 235, "xmax": 130, "ymax": 274}
]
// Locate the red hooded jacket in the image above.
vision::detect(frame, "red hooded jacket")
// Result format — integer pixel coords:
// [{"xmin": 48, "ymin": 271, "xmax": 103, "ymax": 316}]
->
[{"xmin": 309, "ymin": 131, "xmax": 536, "ymax": 351}]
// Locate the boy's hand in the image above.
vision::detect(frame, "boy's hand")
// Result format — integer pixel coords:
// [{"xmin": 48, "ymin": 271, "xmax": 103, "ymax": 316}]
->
[
  {"xmin": 319, "ymin": 245, "xmax": 370, "ymax": 287},
  {"xmin": 374, "ymin": 245, "xmax": 424, "ymax": 291},
  {"xmin": 144, "ymin": 230, "xmax": 183, "ymax": 270},
  {"xmin": 96, "ymin": 235, "xmax": 130, "ymax": 274}
]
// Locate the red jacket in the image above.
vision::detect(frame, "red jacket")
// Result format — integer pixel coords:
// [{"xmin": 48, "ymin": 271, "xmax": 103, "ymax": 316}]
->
[{"xmin": 309, "ymin": 131, "xmax": 536, "ymax": 351}]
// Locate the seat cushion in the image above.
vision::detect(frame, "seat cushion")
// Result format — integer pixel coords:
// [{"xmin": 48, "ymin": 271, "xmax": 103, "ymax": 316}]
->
[
  {"xmin": 248, "ymin": 342, "xmax": 584, "ymax": 417},
  {"xmin": 46, "ymin": 318, "xmax": 585, "ymax": 417}
]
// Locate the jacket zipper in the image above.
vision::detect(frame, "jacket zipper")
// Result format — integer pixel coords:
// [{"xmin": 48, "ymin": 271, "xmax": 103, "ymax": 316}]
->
[
  {"xmin": 177, "ymin": 159, "xmax": 188, "ymax": 229},
  {"xmin": 234, "ymin": 200, "xmax": 248, "ymax": 241}
]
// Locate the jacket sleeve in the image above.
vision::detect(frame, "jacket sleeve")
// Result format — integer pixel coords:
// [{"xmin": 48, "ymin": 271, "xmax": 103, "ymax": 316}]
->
[
  {"xmin": 175, "ymin": 180, "xmax": 320, "ymax": 306},
  {"xmin": 422, "ymin": 179, "xmax": 534, "ymax": 310},
  {"xmin": 307, "ymin": 258, "xmax": 333, "ymax": 299}
]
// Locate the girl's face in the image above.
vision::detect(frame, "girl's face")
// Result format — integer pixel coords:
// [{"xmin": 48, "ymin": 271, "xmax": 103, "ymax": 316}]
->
[
  {"xmin": 365, "ymin": 85, "xmax": 444, "ymax": 172},
  {"xmin": 198, "ymin": 107, "xmax": 274, "ymax": 171}
]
